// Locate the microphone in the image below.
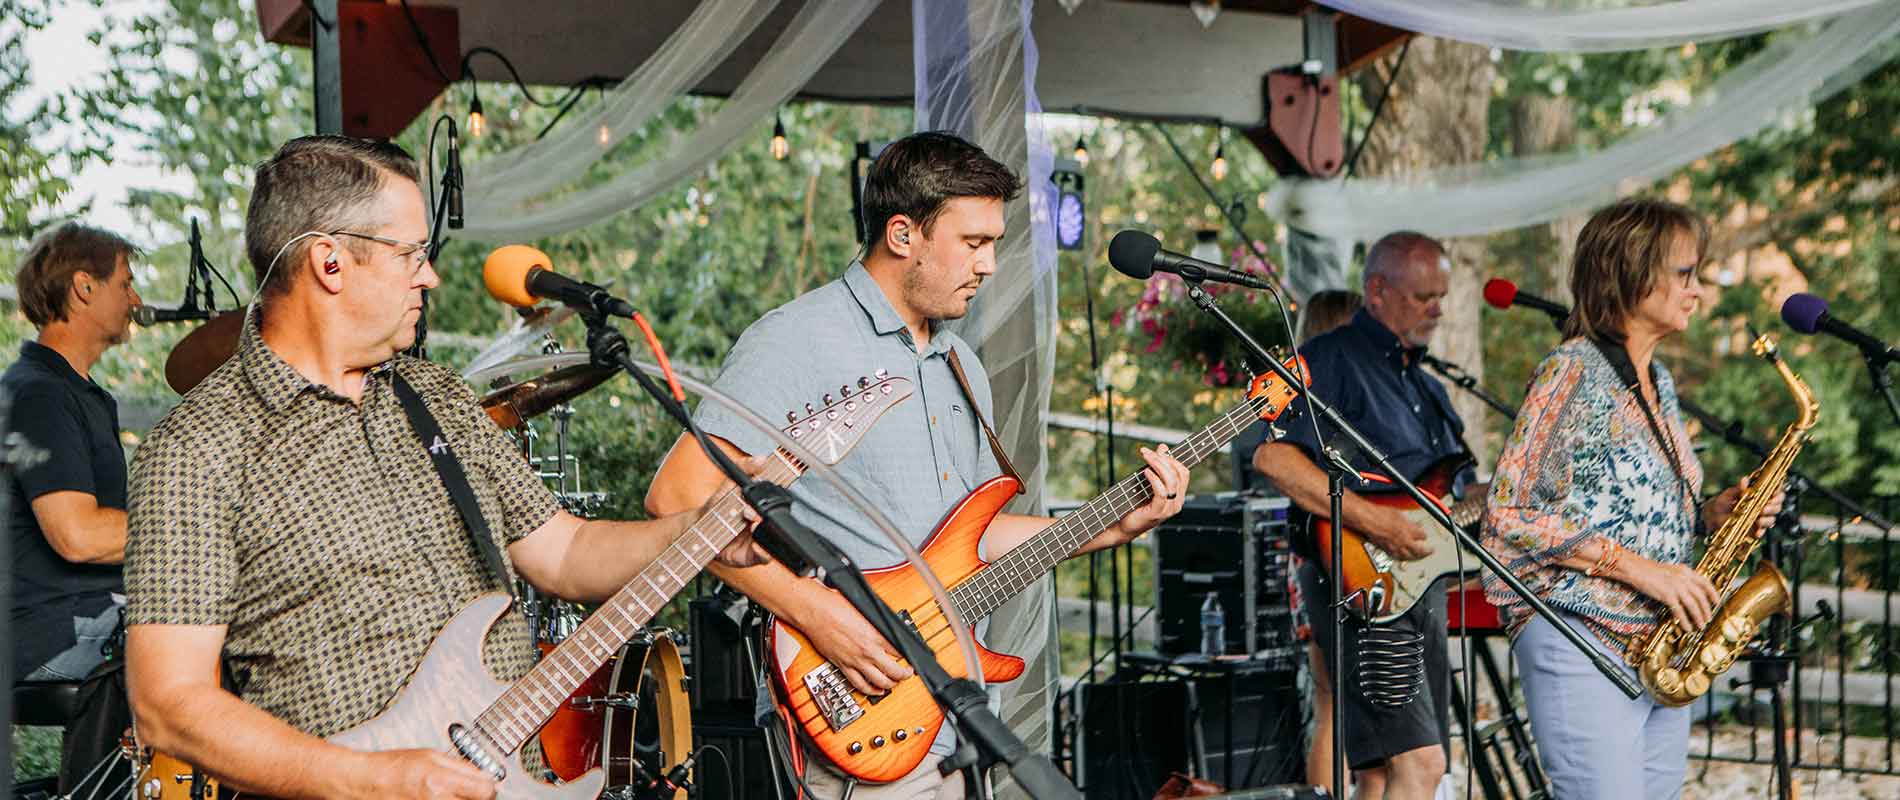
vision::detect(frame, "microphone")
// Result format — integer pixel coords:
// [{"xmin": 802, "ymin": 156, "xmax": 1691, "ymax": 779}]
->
[
  {"xmin": 482, "ymin": 244, "xmax": 635, "ymax": 319},
  {"xmin": 445, "ymin": 126, "xmax": 464, "ymax": 230},
  {"xmin": 132, "ymin": 305, "xmax": 215, "ymax": 326},
  {"xmin": 1482, "ymin": 278, "xmax": 1569, "ymax": 322},
  {"xmin": 1107, "ymin": 230, "xmax": 1274, "ymax": 291},
  {"xmin": 1781, "ymin": 293, "xmax": 1897, "ymax": 363}
]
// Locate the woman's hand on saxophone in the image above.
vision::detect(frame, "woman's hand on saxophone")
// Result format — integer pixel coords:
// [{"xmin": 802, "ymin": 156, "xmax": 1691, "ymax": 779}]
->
[
  {"xmin": 1703, "ymin": 477, "xmax": 1786, "ymax": 538},
  {"xmin": 1615, "ymin": 556, "xmax": 1720, "ymax": 632}
]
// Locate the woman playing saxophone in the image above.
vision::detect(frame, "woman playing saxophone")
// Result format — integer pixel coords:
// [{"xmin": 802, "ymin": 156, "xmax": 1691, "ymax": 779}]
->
[{"xmin": 1481, "ymin": 198, "xmax": 1782, "ymax": 800}]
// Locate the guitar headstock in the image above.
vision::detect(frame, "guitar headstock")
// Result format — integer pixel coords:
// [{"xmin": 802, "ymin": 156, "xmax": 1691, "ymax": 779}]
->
[
  {"xmin": 1246, "ymin": 354, "xmax": 1309, "ymax": 422},
  {"xmin": 781, "ymin": 371, "xmax": 914, "ymax": 465}
]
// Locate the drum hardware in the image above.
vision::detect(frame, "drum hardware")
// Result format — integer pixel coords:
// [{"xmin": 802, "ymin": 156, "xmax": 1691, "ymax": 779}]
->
[{"xmin": 570, "ymin": 691, "xmax": 640, "ymax": 712}]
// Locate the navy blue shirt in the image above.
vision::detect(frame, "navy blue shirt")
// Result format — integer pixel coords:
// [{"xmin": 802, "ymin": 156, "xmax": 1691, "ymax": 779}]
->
[
  {"xmin": 1267, "ymin": 310, "xmax": 1474, "ymax": 554},
  {"xmin": 5, "ymin": 341, "xmax": 126, "ymax": 677}
]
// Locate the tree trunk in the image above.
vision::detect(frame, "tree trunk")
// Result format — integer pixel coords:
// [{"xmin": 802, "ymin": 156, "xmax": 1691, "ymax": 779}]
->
[
  {"xmin": 1512, "ymin": 93, "xmax": 1583, "ymax": 304},
  {"xmin": 1353, "ymin": 38, "xmax": 1498, "ymax": 464}
]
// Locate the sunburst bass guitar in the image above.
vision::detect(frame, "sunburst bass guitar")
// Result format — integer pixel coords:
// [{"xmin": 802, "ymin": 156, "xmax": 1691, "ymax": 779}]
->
[
  {"xmin": 767, "ymin": 364, "xmax": 1305, "ymax": 783},
  {"xmin": 205, "ymin": 375, "xmax": 914, "ymax": 800}
]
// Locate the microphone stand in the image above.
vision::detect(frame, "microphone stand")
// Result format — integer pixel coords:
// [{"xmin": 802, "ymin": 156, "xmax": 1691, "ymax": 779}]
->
[
  {"xmin": 1180, "ymin": 282, "xmax": 1645, "ymax": 721},
  {"xmin": 1864, "ymin": 350, "xmax": 1900, "ymax": 428},
  {"xmin": 1677, "ymin": 397, "xmax": 1894, "ymax": 534},
  {"xmin": 1420, "ymin": 354, "xmax": 1518, "ymax": 419},
  {"xmin": 573, "ymin": 305, "xmax": 1080, "ymax": 800}
]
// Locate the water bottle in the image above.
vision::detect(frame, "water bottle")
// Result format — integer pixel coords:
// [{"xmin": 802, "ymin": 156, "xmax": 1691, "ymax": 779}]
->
[{"xmin": 1199, "ymin": 592, "xmax": 1227, "ymax": 656}]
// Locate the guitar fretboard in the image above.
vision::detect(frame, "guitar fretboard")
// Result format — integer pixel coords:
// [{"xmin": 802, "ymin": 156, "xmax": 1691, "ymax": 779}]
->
[
  {"xmin": 472, "ymin": 453, "xmax": 805, "ymax": 753},
  {"xmin": 947, "ymin": 391, "xmax": 1277, "ymax": 622}
]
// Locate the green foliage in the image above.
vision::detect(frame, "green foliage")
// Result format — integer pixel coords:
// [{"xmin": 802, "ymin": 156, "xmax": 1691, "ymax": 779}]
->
[{"xmin": 1, "ymin": 0, "xmax": 94, "ymax": 242}]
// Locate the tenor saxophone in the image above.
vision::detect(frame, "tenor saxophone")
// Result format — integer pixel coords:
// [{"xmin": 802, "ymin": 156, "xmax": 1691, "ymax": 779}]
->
[{"xmin": 1625, "ymin": 334, "xmax": 1818, "ymax": 707}]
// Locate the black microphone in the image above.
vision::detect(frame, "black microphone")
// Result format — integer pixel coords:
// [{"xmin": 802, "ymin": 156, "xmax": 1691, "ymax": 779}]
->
[
  {"xmin": 1781, "ymin": 293, "xmax": 1897, "ymax": 363},
  {"xmin": 1107, "ymin": 230, "xmax": 1274, "ymax": 291},
  {"xmin": 132, "ymin": 305, "xmax": 215, "ymax": 326},
  {"xmin": 445, "ymin": 126, "xmax": 465, "ymax": 230},
  {"xmin": 482, "ymin": 244, "xmax": 636, "ymax": 319},
  {"xmin": 1482, "ymin": 278, "xmax": 1569, "ymax": 322}
]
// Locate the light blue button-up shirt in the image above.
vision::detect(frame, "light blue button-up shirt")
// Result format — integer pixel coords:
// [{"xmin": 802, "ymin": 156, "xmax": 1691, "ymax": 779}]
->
[{"xmin": 696, "ymin": 262, "xmax": 1003, "ymax": 567}]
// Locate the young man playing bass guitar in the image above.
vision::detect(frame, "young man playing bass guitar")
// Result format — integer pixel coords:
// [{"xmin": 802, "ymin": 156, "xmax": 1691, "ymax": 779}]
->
[{"xmin": 645, "ymin": 131, "xmax": 1191, "ymax": 799}]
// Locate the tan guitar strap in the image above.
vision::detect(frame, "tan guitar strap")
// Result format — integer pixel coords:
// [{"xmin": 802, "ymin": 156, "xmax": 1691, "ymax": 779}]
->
[{"xmin": 945, "ymin": 348, "xmax": 1024, "ymax": 495}]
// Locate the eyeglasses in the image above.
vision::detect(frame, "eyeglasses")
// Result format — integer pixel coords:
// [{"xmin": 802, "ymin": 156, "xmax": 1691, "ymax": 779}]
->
[{"xmin": 331, "ymin": 230, "xmax": 432, "ymax": 271}]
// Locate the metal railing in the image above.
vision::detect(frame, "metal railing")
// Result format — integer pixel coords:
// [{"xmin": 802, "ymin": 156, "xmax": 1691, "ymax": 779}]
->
[{"xmin": 1690, "ymin": 500, "xmax": 1900, "ymax": 779}]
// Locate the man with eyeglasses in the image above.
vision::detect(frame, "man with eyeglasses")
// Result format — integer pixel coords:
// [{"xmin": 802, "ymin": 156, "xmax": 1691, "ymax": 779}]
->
[{"xmin": 119, "ymin": 135, "xmax": 766, "ymax": 800}]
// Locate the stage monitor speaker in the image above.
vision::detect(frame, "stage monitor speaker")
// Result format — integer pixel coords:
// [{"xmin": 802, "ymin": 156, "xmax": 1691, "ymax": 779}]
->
[
  {"xmin": 1190, "ymin": 665, "xmax": 1304, "ymax": 789},
  {"xmin": 1075, "ymin": 679, "xmax": 1194, "ymax": 800},
  {"xmin": 688, "ymin": 593, "xmax": 783, "ymax": 798},
  {"xmin": 1153, "ymin": 493, "xmax": 1296, "ymax": 659}
]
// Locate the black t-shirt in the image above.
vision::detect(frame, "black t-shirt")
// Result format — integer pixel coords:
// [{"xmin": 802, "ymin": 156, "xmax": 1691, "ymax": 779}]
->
[{"xmin": 5, "ymin": 341, "xmax": 126, "ymax": 677}]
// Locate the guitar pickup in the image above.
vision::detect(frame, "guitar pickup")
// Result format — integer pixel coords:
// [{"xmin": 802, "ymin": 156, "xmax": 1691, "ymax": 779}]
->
[{"xmin": 803, "ymin": 663, "xmax": 866, "ymax": 732}]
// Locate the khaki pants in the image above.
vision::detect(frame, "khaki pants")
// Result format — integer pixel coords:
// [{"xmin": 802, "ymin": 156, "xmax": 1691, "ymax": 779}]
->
[{"xmin": 800, "ymin": 754, "xmax": 967, "ymax": 800}]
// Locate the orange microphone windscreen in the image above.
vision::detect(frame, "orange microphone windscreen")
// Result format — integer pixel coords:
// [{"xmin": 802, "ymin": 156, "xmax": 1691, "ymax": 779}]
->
[{"xmin": 483, "ymin": 244, "xmax": 550, "ymax": 308}]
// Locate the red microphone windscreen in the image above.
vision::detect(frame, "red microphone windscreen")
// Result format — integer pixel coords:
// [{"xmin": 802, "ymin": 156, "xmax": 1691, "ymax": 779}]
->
[
  {"xmin": 1482, "ymin": 278, "xmax": 1518, "ymax": 311},
  {"xmin": 483, "ymin": 244, "xmax": 550, "ymax": 308}
]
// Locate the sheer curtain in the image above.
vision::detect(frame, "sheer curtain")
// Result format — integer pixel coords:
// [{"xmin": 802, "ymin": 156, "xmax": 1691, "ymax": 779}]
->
[
  {"xmin": 916, "ymin": 0, "xmax": 1061, "ymax": 791},
  {"xmin": 456, "ymin": 0, "xmax": 880, "ymax": 242},
  {"xmin": 1266, "ymin": 3, "xmax": 1900, "ymax": 243},
  {"xmin": 1327, "ymin": 0, "xmax": 1886, "ymax": 52}
]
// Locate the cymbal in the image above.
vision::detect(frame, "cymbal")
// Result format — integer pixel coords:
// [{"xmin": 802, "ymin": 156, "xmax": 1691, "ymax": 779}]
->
[
  {"xmin": 164, "ymin": 311, "xmax": 246, "ymax": 395},
  {"xmin": 480, "ymin": 361, "xmax": 617, "ymax": 429}
]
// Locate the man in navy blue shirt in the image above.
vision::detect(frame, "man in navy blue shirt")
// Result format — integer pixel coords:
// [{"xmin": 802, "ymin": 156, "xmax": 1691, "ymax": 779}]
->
[
  {"xmin": 1254, "ymin": 232, "xmax": 1474, "ymax": 800},
  {"xmin": 6, "ymin": 222, "xmax": 143, "ymax": 682}
]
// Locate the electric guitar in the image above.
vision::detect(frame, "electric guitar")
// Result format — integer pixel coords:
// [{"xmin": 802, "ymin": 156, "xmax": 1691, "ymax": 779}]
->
[
  {"xmin": 1306, "ymin": 456, "xmax": 1484, "ymax": 624},
  {"xmin": 215, "ymin": 375, "xmax": 913, "ymax": 799},
  {"xmin": 767, "ymin": 364, "xmax": 1305, "ymax": 783}
]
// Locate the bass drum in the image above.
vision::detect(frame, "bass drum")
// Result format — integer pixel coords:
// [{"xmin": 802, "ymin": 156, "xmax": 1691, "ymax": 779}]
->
[{"xmin": 538, "ymin": 632, "xmax": 693, "ymax": 798}]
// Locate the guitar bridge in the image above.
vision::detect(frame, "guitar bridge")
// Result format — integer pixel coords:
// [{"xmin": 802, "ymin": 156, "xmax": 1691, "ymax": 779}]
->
[{"xmin": 803, "ymin": 663, "xmax": 866, "ymax": 732}]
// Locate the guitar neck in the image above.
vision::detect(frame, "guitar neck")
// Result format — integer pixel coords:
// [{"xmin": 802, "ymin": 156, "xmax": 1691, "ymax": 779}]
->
[
  {"xmin": 473, "ymin": 451, "xmax": 806, "ymax": 754},
  {"xmin": 950, "ymin": 394, "xmax": 1271, "ymax": 621},
  {"xmin": 1446, "ymin": 493, "xmax": 1485, "ymax": 530}
]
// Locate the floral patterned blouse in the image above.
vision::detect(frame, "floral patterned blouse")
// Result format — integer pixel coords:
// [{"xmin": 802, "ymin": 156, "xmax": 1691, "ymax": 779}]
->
[{"xmin": 1482, "ymin": 337, "xmax": 1703, "ymax": 651}]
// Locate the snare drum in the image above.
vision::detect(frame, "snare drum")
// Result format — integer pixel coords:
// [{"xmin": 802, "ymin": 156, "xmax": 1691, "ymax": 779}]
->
[{"xmin": 539, "ymin": 632, "xmax": 693, "ymax": 798}]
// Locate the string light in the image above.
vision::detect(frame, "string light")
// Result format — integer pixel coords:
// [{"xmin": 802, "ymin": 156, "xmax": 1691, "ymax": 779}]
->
[
  {"xmin": 1072, "ymin": 136, "xmax": 1089, "ymax": 167},
  {"xmin": 467, "ymin": 93, "xmax": 486, "ymax": 138},
  {"xmin": 770, "ymin": 112, "xmax": 789, "ymax": 160},
  {"xmin": 597, "ymin": 122, "xmax": 611, "ymax": 147},
  {"xmin": 1210, "ymin": 141, "xmax": 1228, "ymax": 182}
]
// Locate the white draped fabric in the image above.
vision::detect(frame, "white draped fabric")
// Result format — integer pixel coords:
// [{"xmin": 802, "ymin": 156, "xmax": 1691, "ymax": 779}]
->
[
  {"xmin": 456, "ymin": 0, "xmax": 880, "ymax": 242},
  {"xmin": 1327, "ymin": 0, "xmax": 1889, "ymax": 52},
  {"xmin": 1267, "ymin": 3, "xmax": 1900, "ymax": 243},
  {"xmin": 916, "ymin": 0, "xmax": 1062, "ymax": 791}
]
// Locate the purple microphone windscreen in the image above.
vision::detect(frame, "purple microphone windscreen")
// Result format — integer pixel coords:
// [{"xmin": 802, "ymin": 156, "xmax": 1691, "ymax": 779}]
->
[
  {"xmin": 1108, "ymin": 230, "xmax": 1160, "ymax": 280},
  {"xmin": 1780, "ymin": 292, "xmax": 1829, "ymax": 335}
]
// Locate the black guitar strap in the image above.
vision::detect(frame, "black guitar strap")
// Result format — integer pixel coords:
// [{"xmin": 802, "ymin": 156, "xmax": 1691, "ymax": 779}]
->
[{"xmin": 390, "ymin": 371, "xmax": 516, "ymax": 596}]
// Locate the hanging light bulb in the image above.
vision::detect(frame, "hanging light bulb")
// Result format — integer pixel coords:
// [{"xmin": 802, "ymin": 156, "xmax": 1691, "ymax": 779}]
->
[
  {"xmin": 770, "ymin": 113, "xmax": 789, "ymax": 161},
  {"xmin": 467, "ymin": 93, "xmax": 486, "ymax": 138},
  {"xmin": 597, "ymin": 121, "xmax": 611, "ymax": 147},
  {"xmin": 1210, "ymin": 141, "xmax": 1228, "ymax": 182},
  {"xmin": 1072, "ymin": 136, "xmax": 1089, "ymax": 167}
]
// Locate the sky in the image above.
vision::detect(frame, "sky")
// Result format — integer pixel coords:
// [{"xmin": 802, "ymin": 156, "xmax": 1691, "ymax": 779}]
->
[{"xmin": 21, "ymin": 0, "xmax": 194, "ymax": 246}]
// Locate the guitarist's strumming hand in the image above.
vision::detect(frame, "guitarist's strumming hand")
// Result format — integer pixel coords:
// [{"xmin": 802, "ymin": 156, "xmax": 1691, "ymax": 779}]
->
[
  {"xmin": 1090, "ymin": 444, "xmax": 1192, "ymax": 549},
  {"xmin": 788, "ymin": 580, "xmax": 913, "ymax": 696},
  {"xmin": 1364, "ymin": 505, "xmax": 1434, "ymax": 561},
  {"xmin": 352, "ymin": 748, "xmax": 496, "ymax": 799}
]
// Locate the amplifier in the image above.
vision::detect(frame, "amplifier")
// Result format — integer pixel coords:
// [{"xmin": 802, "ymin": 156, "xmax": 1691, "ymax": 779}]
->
[
  {"xmin": 1072, "ymin": 679, "xmax": 1194, "ymax": 799},
  {"xmin": 1153, "ymin": 493, "xmax": 1296, "ymax": 659},
  {"xmin": 687, "ymin": 593, "xmax": 783, "ymax": 799}
]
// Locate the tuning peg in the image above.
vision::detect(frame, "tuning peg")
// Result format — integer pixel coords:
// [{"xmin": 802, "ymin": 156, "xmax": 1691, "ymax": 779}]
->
[
  {"xmin": 874, "ymin": 368, "xmax": 889, "ymax": 380},
  {"xmin": 786, "ymin": 411, "xmax": 798, "ymax": 424},
  {"xmin": 839, "ymin": 384, "xmax": 851, "ymax": 398},
  {"xmin": 804, "ymin": 402, "xmax": 815, "ymax": 415},
  {"xmin": 824, "ymin": 393, "xmax": 834, "ymax": 405},
  {"xmin": 858, "ymin": 376, "xmax": 871, "ymax": 389}
]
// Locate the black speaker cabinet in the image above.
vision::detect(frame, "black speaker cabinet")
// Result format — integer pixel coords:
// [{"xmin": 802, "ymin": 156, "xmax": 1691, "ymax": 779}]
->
[
  {"xmin": 1153, "ymin": 493, "xmax": 1296, "ymax": 659},
  {"xmin": 1074, "ymin": 679, "xmax": 1194, "ymax": 800},
  {"xmin": 687, "ymin": 594, "xmax": 782, "ymax": 798}
]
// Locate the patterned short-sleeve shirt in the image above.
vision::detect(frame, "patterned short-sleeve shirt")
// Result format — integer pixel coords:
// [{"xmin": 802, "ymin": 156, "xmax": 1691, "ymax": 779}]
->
[{"xmin": 125, "ymin": 315, "xmax": 560, "ymax": 737}]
